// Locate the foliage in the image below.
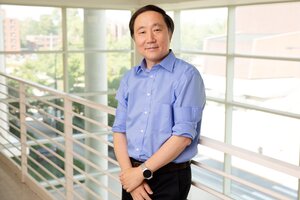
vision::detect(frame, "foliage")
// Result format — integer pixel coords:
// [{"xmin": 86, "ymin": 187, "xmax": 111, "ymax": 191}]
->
[
  {"xmin": 67, "ymin": 9, "xmax": 84, "ymax": 49},
  {"xmin": 181, "ymin": 19, "xmax": 227, "ymax": 50},
  {"xmin": 20, "ymin": 9, "xmax": 61, "ymax": 50}
]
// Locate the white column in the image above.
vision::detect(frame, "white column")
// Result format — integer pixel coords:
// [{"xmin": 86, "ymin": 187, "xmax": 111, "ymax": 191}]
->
[
  {"xmin": 0, "ymin": 9, "xmax": 9, "ymax": 140},
  {"xmin": 84, "ymin": 9, "xmax": 108, "ymax": 200},
  {"xmin": 172, "ymin": 10, "xmax": 181, "ymax": 54}
]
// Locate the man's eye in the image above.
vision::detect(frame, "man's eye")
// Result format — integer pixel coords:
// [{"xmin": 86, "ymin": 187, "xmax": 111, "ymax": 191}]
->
[
  {"xmin": 138, "ymin": 31, "xmax": 145, "ymax": 34},
  {"xmin": 154, "ymin": 29, "xmax": 161, "ymax": 32}
]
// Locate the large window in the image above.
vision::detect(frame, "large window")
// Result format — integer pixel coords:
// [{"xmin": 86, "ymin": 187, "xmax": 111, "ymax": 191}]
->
[
  {"xmin": 65, "ymin": 8, "xmax": 131, "ymax": 97},
  {"xmin": 235, "ymin": 3, "xmax": 300, "ymax": 58},
  {"xmin": 0, "ymin": 6, "xmax": 132, "ymax": 95},
  {"xmin": 232, "ymin": 2, "xmax": 300, "ymax": 160},
  {"xmin": 1, "ymin": 2, "xmax": 299, "ymax": 200},
  {"xmin": 179, "ymin": 2, "xmax": 300, "ymax": 199},
  {"xmin": 231, "ymin": 3, "xmax": 300, "ymax": 197},
  {"xmin": 178, "ymin": 7, "xmax": 228, "ymax": 141},
  {"xmin": 0, "ymin": 5, "xmax": 62, "ymax": 89},
  {"xmin": 180, "ymin": 8, "xmax": 228, "ymax": 53}
]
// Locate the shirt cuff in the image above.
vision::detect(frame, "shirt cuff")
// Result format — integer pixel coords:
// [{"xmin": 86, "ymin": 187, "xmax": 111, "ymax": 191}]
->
[
  {"xmin": 172, "ymin": 122, "xmax": 198, "ymax": 139},
  {"xmin": 112, "ymin": 108, "xmax": 127, "ymax": 133},
  {"xmin": 172, "ymin": 106, "xmax": 203, "ymax": 139}
]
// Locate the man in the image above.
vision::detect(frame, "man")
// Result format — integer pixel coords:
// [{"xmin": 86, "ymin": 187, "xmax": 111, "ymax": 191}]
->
[{"xmin": 112, "ymin": 4, "xmax": 206, "ymax": 200}]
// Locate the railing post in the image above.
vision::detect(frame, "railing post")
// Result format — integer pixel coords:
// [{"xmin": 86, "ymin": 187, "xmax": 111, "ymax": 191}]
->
[
  {"xmin": 19, "ymin": 83, "xmax": 27, "ymax": 182},
  {"xmin": 64, "ymin": 97, "xmax": 74, "ymax": 200}
]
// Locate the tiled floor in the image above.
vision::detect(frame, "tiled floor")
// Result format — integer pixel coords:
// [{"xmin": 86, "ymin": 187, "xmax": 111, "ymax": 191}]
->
[{"xmin": 0, "ymin": 160, "xmax": 43, "ymax": 200}]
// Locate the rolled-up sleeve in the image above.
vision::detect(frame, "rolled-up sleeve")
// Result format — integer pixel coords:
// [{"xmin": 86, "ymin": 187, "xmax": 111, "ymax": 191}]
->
[
  {"xmin": 172, "ymin": 68, "xmax": 206, "ymax": 139},
  {"xmin": 112, "ymin": 77, "xmax": 128, "ymax": 133}
]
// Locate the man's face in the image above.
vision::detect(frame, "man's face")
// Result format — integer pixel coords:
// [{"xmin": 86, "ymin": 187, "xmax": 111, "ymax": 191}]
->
[{"xmin": 133, "ymin": 11, "xmax": 172, "ymax": 68}]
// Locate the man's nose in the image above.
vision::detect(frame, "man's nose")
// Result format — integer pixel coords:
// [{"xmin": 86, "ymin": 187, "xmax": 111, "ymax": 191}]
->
[{"xmin": 146, "ymin": 32, "xmax": 155, "ymax": 42}]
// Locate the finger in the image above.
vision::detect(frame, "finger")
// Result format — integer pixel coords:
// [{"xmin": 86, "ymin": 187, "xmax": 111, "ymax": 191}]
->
[
  {"xmin": 143, "ymin": 182, "xmax": 153, "ymax": 195},
  {"xmin": 125, "ymin": 184, "xmax": 134, "ymax": 193},
  {"xmin": 126, "ymin": 187, "xmax": 133, "ymax": 193},
  {"xmin": 141, "ymin": 192, "xmax": 152, "ymax": 200},
  {"xmin": 131, "ymin": 191, "xmax": 145, "ymax": 200}
]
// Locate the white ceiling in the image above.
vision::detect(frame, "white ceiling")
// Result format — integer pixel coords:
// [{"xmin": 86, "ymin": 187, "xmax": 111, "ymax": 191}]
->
[{"xmin": 0, "ymin": 0, "xmax": 295, "ymax": 10}]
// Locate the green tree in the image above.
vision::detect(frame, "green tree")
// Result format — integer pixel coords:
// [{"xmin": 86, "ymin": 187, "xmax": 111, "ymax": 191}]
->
[
  {"xmin": 67, "ymin": 9, "xmax": 84, "ymax": 49},
  {"xmin": 20, "ymin": 9, "xmax": 61, "ymax": 50},
  {"xmin": 181, "ymin": 19, "xmax": 226, "ymax": 50}
]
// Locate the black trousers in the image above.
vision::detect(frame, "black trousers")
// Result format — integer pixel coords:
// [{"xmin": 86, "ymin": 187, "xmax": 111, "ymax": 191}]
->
[{"xmin": 121, "ymin": 164, "xmax": 191, "ymax": 200}]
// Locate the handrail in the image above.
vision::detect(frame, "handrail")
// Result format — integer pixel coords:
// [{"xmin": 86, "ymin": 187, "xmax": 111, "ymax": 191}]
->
[
  {"xmin": 0, "ymin": 73, "xmax": 299, "ymax": 200},
  {"xmin": 200, "ymin": 136, "xmax": 300, "ymax": 179},
  {"xmin": 206, "ymin": 96, "xmax": 300, "ymax": 120}
]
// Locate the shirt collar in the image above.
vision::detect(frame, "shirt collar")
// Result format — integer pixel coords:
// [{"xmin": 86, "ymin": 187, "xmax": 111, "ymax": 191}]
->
[{"xmin": 135, "ymin": 50, "xmax": 176, "ymax": 74}]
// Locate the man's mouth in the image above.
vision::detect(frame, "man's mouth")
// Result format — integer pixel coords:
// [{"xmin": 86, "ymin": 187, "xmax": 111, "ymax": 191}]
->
[{"xmin": 146, "ymin": 46, "xmax": 158, "ymax": 50}]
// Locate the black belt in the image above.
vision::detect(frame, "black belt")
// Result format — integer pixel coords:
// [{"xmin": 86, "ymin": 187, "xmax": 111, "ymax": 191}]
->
[{"xmin": 130, "ymin": 157, "xmax": 191, "ymax": 175}]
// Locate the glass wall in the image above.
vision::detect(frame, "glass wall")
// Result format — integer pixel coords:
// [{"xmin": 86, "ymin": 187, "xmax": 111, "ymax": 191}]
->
[
  {"xmin": 180, "ymin": 8, "xmax": 228, "ymax": 53},
  {"xmin": 0, "ymin": 5, "xmax": 63, "ymax": 89},
  {"xmin": 179, "ymin": 7, "xmax": 228, "ymax": 138},
  {"xmin": 0, "ymin": 5, "xmax": 132, "ymax": 200},
  {"xmin": 0, "ymin": 5, "xmax": 131, "ymax": 94},
  {"xmin": 179, "ymin": 2, "xmax": 300, "ymax": 199},
  {"xmin": 231, "ymin": 3, "xmax": 300, "ymax": 198}
]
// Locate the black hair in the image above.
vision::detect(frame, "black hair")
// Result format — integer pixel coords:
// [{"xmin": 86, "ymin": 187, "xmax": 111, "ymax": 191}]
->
[{"xmin": 129, "ymin": 4, "xmax": 174, "ymax": 38}]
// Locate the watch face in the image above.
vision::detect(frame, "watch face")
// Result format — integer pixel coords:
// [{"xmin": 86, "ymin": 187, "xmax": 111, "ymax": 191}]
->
[{"xmin": 143, "ymin": 169, "xmax": 152, "ymax": 179}]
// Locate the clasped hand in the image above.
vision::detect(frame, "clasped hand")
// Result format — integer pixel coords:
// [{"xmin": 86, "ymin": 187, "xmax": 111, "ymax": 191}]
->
[
  {"xmin": 120, "ymin": 167, "xmax": 144, "ymax": 192},
  {"xmin": 120, "ymin": 167, "xmax": 153, "ymax": 200}
]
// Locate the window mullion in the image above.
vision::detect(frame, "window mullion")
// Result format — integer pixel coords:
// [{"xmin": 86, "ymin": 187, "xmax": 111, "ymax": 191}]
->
[{"xmin": 223, "ymin": 5, "xmax": 235, "ymax": 197}]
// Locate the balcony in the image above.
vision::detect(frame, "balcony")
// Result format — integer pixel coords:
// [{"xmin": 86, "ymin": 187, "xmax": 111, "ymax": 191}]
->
[{"xmin": 0, "ymin": 72, "xmax": 299, "ymax": 200}]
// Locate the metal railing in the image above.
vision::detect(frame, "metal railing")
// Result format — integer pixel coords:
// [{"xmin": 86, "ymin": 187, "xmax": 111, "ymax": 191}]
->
[{"xmin": 0, "ymin": 72, "xmax": 299, "ymax": 200}]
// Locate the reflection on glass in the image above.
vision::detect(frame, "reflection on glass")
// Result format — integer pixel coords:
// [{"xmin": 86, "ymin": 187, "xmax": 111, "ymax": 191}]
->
[
  {"xmin": 232, "ymin": 108, "xmax": 300, "ymax": 165},
  {"xmin": 201, "ymin": 101, "xmax": 225, "ymax": 141},
  {"xmin": 235, "ymin": 2, "xmax": 300, "ymax": 57},
  {"xmin": 231, "ymin": 157, "xmax": 298, "ymax": 200},
  {"xmin": 234, "ymin": 58, "xmax": 300, "ymax": 114},
  {"xmin": 181, "ymin": 54, "xmax": 226, "ymax": 98},
  {"xmin": 180, "ymin": 8, "xmax": 227, "ymax": 53}
]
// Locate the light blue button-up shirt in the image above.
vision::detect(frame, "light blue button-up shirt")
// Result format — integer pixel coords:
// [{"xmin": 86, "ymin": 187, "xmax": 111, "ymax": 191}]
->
[{"xmin": 112, "ymin": 51, "xmax": 206, "ymax": 163}]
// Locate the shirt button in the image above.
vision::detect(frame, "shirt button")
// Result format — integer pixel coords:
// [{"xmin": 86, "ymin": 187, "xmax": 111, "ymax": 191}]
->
[
  {"xmin": 147, "ymin": 93, "xmax": 151, "ymax": 96},
  {"xmin": 140, "ymin": 129, "xmax": 144, "ymax": 133},
  {"xmin": 150, "ymin": 75, "xmax": 154, "ymax": 78},
  {"xmin": 144, "ymin": 111, "xmax": 148, "ymax": 114},
  {"xmin": 136, "ymin": 148, "xmax": 139, "ymax": 151}
]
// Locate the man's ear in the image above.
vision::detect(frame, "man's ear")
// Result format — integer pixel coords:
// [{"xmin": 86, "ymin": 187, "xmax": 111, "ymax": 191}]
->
[{"xmin": 168, "ymin": 32, "xmax": 173, "ymax": 41}]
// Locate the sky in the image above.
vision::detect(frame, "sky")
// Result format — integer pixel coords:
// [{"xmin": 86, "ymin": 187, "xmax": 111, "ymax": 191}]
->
[
  {"xmin": 1, "ymin": 4, "xmax": 226, "ymax": 25},
  {"xmin": 1, "ymin": 5, "xmax": 54, "ymax": 20},
  {"xmin": 0, "ymin": 5, "xmax": 130, "ymax": 24}
]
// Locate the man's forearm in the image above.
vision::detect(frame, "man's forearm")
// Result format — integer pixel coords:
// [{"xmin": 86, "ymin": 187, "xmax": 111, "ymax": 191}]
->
[
  {"xmin": 144, "ymin": 135, "xmax": 191, "ymax": 172},
  {"xmin": 113, "ymin": 132, "xmax": 132, "ymax": 170},
  {"xmin": 114, "ymin": 132, "xmax": 146, "ymax": 193}
]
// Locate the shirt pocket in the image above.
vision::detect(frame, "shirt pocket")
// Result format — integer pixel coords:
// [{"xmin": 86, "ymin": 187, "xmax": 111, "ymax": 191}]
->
[{"xmin": 153, "ymin": 104, "xmax": 174, "ymax": 133}]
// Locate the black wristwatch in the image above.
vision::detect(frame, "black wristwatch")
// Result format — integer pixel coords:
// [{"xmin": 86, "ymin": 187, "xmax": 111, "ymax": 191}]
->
[{"xmin": 140, "ymin": 163, "xmax": 153, "ymax": 180}]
